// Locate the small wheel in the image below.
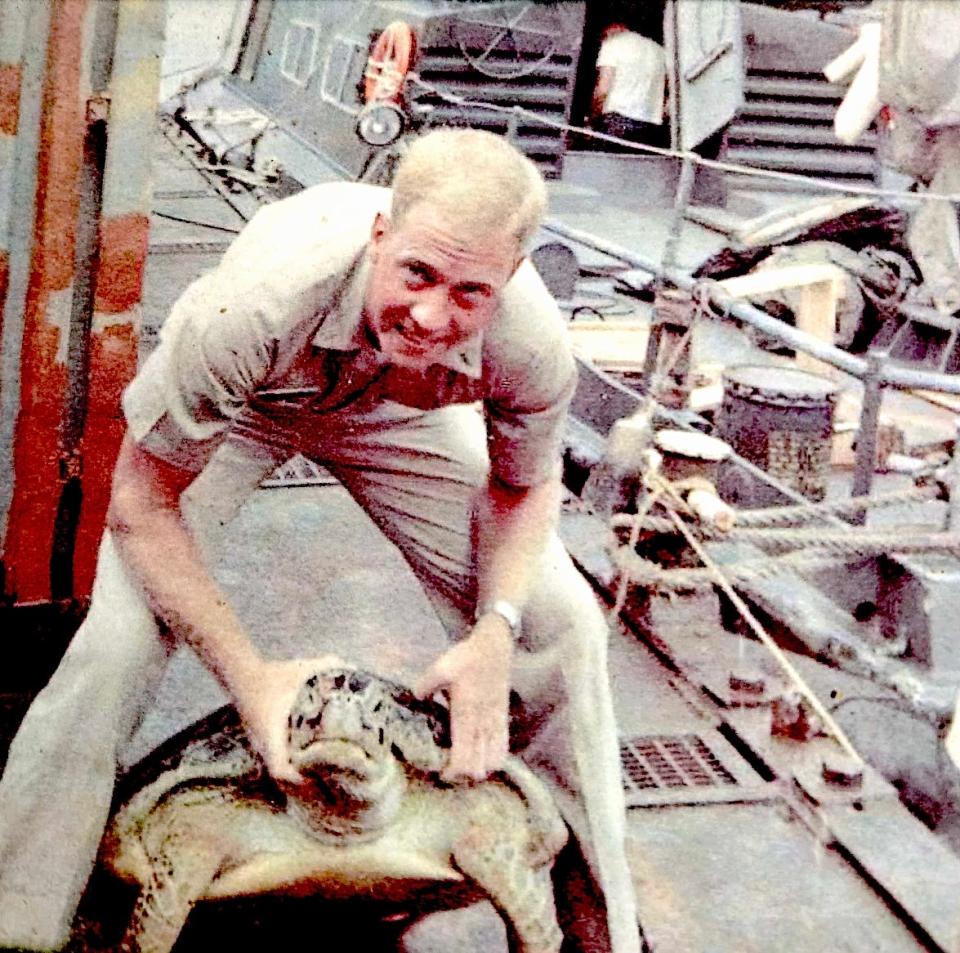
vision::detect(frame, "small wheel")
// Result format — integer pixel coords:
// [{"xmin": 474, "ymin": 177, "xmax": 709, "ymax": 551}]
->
[{"xmin": 355, "ymin": 102, "xmax": 406, "ymax": 148}]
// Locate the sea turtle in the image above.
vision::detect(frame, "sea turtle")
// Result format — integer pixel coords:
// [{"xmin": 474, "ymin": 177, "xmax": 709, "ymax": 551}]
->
[{"xmin": 102, "ymin": 667, "xmax": 568, "ymax": 953}]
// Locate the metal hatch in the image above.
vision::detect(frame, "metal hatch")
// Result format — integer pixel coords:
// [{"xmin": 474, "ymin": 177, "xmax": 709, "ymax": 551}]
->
[{"xmin": 667, "ymin": 0, "xmax": 745, "ymax": 152}]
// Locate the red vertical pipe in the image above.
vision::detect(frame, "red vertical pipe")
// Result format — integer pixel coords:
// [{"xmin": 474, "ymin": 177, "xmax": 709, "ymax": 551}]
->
[
  {"xmin": 72, "ymin": 0, "xmax": 162, "ymax": 598},
  {"xmin": 72, "ymin": 212, "xmax": 149, "ymax": 595},
  {"xmin": 3, "ymin": 0, "xmax": 86, "ymax": 602}
]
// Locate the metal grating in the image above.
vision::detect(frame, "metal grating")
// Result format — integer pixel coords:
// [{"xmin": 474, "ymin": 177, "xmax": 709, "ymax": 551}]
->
[{"xmin": 621, "ymin": 734, "xmax": 738, "ymax": 794}]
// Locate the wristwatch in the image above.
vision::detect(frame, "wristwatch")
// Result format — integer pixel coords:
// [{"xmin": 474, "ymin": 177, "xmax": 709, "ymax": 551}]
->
[{"xmin": 480, "ymin": 599, "xmax": 522, "ymax": 638}]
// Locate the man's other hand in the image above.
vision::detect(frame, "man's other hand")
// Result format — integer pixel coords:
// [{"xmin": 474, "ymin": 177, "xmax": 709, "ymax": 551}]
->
[
  {"xmin": 414, "ymin": 615, "xmax": 512, "ymax": 782},
  {"xmin": 235, "ymin": 655, "xmax": 344, "ymax": 786}
]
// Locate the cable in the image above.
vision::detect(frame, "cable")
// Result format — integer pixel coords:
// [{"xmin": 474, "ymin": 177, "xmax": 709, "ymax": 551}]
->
[
  {"xmin": 649, "ymin": 474, "xmax": 866, "ymax": 764},
  {"xmin": 152, "ymin": 210, "xmax": 242, "ymax": 235},
  {"xmin": 828, "ymin": 695, "xmax": 927, "ymax": 718},
  {"xmin": 407, "ymin": 72, "xmax": 960, "ymax": 206}
]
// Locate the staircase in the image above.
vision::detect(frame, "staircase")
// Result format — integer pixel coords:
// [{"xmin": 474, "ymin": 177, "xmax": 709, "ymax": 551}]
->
[
  {"xmin": 725, "ymin": 4, "xmax": 880, "ymax": 196},
  {"xmin": 413, "ymin": 48, "xmax": 578, "ymax": 179}
]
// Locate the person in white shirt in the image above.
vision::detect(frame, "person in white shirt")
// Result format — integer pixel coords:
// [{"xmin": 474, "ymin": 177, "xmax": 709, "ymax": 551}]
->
[{"xmin": 591, "ymin": 23, "xmax": 668, "ymax": 149}]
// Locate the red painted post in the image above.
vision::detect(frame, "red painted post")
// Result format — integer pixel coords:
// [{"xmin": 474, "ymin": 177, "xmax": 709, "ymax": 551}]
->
[{"xmin": 0, "ymin": 0, "xmax": 162, "ymax": 603}]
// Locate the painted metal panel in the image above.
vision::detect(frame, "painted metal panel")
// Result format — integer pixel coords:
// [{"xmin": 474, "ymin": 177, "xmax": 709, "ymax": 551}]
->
[
  {"xmin": 670, "ymin": 0, "xmax": 745, "ymax": 151},
  {"xmin": 0, "ymin": 0, "xmax": 163, "ymax": 603},
  {"xmin": 224, "ymin": 0, "xmax": 585, "ymax": 181}
]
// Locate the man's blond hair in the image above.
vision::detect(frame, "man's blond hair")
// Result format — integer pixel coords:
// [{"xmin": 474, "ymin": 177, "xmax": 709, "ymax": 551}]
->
[{"xmin": 390, "ymin": 128, "xmax": 547, "ymax": 253}]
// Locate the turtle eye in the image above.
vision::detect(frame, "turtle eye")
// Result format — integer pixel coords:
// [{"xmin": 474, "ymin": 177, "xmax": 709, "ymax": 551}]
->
[{"xmin": 348, "ymin": 672, "xmax": 370, "ymax": 692}]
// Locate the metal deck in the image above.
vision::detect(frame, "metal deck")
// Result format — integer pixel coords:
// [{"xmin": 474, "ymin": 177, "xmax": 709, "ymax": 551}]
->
[{"xmin": 128, "ymin": 123, "xmax": 960, "ymax": 952}]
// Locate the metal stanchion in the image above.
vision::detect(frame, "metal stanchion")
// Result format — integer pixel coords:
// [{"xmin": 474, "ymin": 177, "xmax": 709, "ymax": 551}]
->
[
  {"xmin": 643, "ymin": 157, "xmax": 696, "ymax": 392},
  {"xmin": 948, "ymin": 418, "xmax": 960, "ymax": 531},
  {"xmin": 851, "ymin": 350, "xmax": 889, "ymax": 518}
]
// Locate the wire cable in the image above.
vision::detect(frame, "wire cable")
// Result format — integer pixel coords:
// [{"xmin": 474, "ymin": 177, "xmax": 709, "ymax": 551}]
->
[
  {"xmin": 650, "ymin": 475, "xmax": 866, "ymax": 764},
  {"xmin": 407, "ymin": 72, "xmax": 960, "ymax": 206},
  {"xmin": 152, "ymin": 210, "xmax": 242, "ymax": 235}
]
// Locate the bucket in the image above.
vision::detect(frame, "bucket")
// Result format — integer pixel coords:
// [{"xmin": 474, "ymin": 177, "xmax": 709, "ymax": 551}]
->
[{"xmin": 717, "ymin": 365, "xmax": 840, "ymax": 506}]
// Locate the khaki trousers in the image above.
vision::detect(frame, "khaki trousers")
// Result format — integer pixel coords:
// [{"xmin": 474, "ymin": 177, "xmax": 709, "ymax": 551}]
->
[{"xmin": 0, "ymin": 401, "xmax": 639, "ymax": 953}]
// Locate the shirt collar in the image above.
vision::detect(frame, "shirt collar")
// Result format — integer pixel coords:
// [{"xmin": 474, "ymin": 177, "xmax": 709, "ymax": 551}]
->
[{"xmin": 311, "ymin": 247, "xmax": 483, "ymax": 379}]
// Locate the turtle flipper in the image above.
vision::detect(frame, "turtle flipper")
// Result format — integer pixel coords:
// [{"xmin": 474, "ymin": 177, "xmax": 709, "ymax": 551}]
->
[
  {"xmin": 498, "ymin": 757, "xmax": 568, "ymax": 868},
  {"xmin": 452, "ymin": 799, "xmax": 563, "ymax": 953},
  {"xmin": 121, "ymin": 808, "xmax": 225, "ymax": 953}
]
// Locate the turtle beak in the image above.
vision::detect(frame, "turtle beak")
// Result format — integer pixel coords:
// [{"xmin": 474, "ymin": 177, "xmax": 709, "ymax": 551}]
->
[{"xmin": 293, "ymin": 739, "xmax": 374, "ymax": 778}]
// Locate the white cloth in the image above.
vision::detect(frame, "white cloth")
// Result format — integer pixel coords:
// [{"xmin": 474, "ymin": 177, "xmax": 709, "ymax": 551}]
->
[{"xmin": 597, "ymin": 31, "xmax": 666, "ymax": 125}]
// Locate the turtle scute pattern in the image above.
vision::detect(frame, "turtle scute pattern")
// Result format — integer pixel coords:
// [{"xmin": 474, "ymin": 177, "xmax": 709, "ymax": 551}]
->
[{"xmin": 103, "ymin": 666, "xmax": 568, "ymax": 953}]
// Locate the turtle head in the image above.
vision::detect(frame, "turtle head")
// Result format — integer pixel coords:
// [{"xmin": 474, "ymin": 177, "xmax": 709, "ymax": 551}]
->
[{"xmin": 285, "ymin": 668, "xmax": 405, "ymax": 835}]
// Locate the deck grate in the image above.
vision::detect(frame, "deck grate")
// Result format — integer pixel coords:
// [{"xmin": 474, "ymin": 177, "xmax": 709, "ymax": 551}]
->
[{"xmin": 620, "ymin": 734, "xmax": 738, "ymax": 794}]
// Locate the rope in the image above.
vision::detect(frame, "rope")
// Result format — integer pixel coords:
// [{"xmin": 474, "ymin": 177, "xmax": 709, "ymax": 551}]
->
[
  {"xmin": 659, "ymin": 491, "xmax": 865, "ymax": 763},
  {"xmin": 611, "ymin": 484, "xmax": 666, "ymax": 616},
  {"xmin": 730, "ymin": 484, "xmax": 941, "ymax": 527},
  {"xmin": 612, "ymin": 514, "xmax": 947, "ymax": 549},
  {"xmin": 720, "ymin": 526, "xmax": 959, "ymax": 555},
  {"xmin": 610, "ymin": 484, "xmax": 940, "ymax": 536},
  {"xmin": 611, "ymin": 534, "xmax": 960, "ymax": 591},
  {"xmin": 610, "ymin": 474, "xmax": 954, "ymax": 591},
  {"xmin": 407, "ymin": 73, "xmax": 960, "ymax": 206}
]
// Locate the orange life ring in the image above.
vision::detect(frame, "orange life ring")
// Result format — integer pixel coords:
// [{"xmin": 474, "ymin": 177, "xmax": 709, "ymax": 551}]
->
[{"xmin": 364, "ymin": 21, "xmax": 416, "ymax": 104}]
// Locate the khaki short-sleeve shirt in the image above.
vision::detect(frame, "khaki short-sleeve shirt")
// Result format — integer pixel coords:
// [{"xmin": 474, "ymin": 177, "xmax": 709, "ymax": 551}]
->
[{"xmin": 123, "ymin": 182, "xmax": 576, "ymax": 488}]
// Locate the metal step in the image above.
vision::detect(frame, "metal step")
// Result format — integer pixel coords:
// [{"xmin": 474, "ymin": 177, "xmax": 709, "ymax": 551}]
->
[
  {"xmin": 725, "ymin": 145, "xmax": 877, "ymax": 177},
  {"xmin": 740, "ymin": 99, "xmax": 840, "ymax": 123},
  {"xmin": 745, "ymin": 76, "xmax": 847, "ymax": 101},
  {"xmin": 418, "ymin": 103, "xmax": 566, "ymax": 128},
  {"xmin": 728, "ymin": 121, "xmax": 876, "ymax": 150},
  {"xmin": 416, "ymin": 53, "xmax": 572, "ymax": 82},
  {"xmin": 413, "ymin": 79, "xmax": 569, "ymax": 107},
  {"xmin": 430, "ymin": 118, "xmax": 562, "ymax": 156},
  {"xmin": 416, "ymin": 43, "xmax": 573, "ymax": 177}
]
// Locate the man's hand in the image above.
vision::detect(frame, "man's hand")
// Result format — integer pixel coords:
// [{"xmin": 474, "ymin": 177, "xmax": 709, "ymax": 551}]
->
[
  {"xmin": 414, "ymin": 614, "xmax": 512, "ymax": 782},
  {"xmin": 234, "ymin": 655, "xmax": 344, "ymax": 786}
]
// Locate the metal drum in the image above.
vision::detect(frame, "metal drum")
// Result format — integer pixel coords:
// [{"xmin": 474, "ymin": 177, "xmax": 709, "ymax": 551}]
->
[{"xmin": 717, "ymin": 365, "xmax": 840, "ymax": 506}]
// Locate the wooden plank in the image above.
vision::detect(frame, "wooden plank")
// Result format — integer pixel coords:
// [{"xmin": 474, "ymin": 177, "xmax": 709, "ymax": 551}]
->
[
  {"xmin": 912, "ymin": 389, "xmax": 960, "ymax": 414},
  {"xmin": 717, "ymin": 262, "xmax": 844, "ymax": 299},
  {"xmin": 718, "ymin": 264, "xmax": 845, "ymax": 377},
  {"xmin": 567, "ymin": 321, "xmax": 650, "ymax": 371},
  {"xmin": 796, "ymin": 277, "xmax": 840, "ymax": 374}
]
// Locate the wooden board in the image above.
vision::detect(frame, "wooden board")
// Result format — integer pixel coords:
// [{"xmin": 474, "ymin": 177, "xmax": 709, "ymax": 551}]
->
[{"xmin": 567, "ymin": 321, "xmax": 650, "ymax": 371}]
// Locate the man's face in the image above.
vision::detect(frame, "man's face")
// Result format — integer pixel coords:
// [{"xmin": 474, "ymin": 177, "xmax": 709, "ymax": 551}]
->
[{"xmin": 364, "ymin": 203, "xmax": 521, "ymax": 371}]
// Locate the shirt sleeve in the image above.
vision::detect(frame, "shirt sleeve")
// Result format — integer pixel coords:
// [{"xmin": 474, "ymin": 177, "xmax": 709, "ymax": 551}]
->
[
  {"xmin": 122, "ymin": 269, "xmax": 278, "ymax": 473},
  {"xmin": 483, "ymin": 262, "xmax": 578, "ymax": 489},
  {"xmin": 596, "ymin": 35, "xmax": 622, "ymax": 69}
]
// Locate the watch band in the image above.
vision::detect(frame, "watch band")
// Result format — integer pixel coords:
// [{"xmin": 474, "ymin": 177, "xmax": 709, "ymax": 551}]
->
[{"xmin": 480, "ymin": 599, "xmax": 521, "ymax": 637}]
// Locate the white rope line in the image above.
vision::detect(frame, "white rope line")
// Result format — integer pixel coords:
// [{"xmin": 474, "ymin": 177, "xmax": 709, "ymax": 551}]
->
[
  {"xmin": 610, "ymin": 485, "xmax": 667, "ymax": 616},
  {"xmin": 408, "ymin": 72, "xmax": 960, "ymax": 205},
  {"xmin": 651, "ymin": 484, "xmax": 864, "ymax": 764}
]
